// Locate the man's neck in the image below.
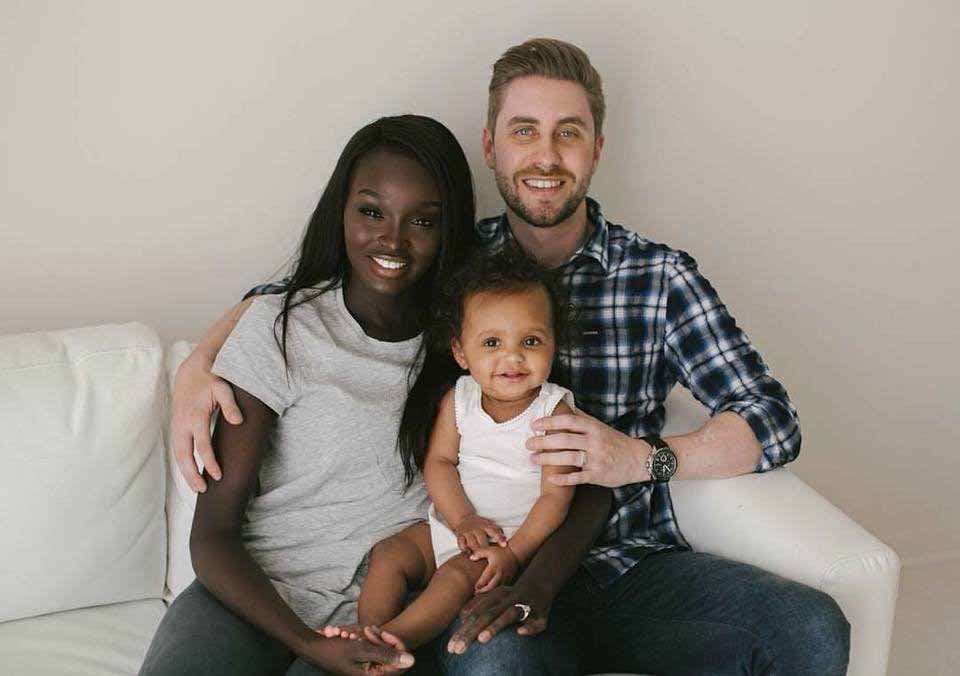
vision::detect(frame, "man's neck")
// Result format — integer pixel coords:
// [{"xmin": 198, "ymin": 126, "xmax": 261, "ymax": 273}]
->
[{"xmin": 504, "ymin": 200, "xmax": 590, "ymax": 269}]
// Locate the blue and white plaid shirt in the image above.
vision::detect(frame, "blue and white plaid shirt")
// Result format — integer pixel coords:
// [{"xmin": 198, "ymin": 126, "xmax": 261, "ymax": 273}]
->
[
  {"xmin": 477, "ymin": 198, "xmax": 800, "ymax": 585},
  {"xmin": 249, "ymin": 197, "xmax": 801, "ymax": 586}
]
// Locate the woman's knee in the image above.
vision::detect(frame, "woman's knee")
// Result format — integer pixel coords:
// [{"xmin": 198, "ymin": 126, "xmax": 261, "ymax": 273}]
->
[{"xmin": 139, "ymin": 581, "xmax": 291, "ymax": 676}]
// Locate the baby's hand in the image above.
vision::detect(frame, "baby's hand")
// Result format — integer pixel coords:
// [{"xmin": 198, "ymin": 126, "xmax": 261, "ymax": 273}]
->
[
  {"xmin": 454, "ymin": 515, "xmax": 507, "ymax": 553},
  {"xmin": 470, "ymin": 544, "xmax": 521, "ymax": 593}
]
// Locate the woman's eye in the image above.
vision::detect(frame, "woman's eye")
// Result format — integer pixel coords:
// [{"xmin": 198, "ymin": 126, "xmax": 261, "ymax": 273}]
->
[
  {"xmin": 359, "ymin": 207, "xmax": 382, "ymax": 219},
  {"xmin": 482, "ymin": 338, "xmax": 500, "ymax": 348},
  {"xmin": 523, "ymin": 337, "xmax": 542, "ymax": 347},
  {"xmin": 411, "ymin": 217, "xmax": 435, "ymax": 228}
]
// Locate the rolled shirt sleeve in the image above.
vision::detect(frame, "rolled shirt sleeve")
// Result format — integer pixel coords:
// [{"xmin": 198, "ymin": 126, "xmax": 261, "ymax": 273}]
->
[{"xmin": 663, "ymin": 250, "xmax": 801, "ymax": 471}]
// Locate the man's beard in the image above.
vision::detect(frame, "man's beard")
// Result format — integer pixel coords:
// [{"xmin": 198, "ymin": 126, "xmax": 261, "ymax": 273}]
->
[{"xmin": 495, "ymin": 168, "xmax": 591, "ymax": 228}]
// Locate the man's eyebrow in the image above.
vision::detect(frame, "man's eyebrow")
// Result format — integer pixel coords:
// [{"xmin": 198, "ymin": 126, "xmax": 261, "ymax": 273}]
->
[
  {"xmin": 505, "ymin": 116, "xmax": 540, "ymax": 126},
  {"xmin": 557, "ymin": 116, "xmax": 589, "ymax": 128}
]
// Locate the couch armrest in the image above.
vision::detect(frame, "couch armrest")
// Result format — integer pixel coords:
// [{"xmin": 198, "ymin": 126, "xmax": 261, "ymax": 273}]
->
[{"xmin": 669, "ymin": 469, "xmax": 900, "ymax": 676}]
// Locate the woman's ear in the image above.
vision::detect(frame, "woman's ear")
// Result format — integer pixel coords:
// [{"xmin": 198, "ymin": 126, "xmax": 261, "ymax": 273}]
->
[{"xmin": 451, "ymin": 338, "xmax": 468, "ymax": 371}]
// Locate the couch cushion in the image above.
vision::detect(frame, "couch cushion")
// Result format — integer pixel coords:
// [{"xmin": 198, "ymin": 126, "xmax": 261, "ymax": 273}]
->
[
  {"xmin": 0, "ymin": 598, "xmax": 165, "ymax": 675},
  {"xmin": 0, "ymin": 323, "xmax": 167, "ymax": 623}
]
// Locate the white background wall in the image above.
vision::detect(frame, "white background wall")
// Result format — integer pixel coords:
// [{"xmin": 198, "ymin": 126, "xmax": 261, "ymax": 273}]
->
[{"xmin": 2, "ymin": 1, "xmax": 958, "ymax": 671}]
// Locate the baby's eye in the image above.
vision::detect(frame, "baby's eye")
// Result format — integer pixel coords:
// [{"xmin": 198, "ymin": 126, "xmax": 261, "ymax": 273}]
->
[
  {"xmin": 523, "ymin": 336, "xmax": 542, "ymax": 347},
  {"xmin": 482, "ymin": 338, "xmax": 500, "ymax": 348},
  {"xmin": 359, "ymin": 207, "xmax": 382, "ymax": 219}
]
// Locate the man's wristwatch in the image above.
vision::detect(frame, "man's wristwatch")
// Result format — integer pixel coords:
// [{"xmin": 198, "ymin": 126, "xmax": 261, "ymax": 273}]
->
[{"xmin": 642, "ymin": 434, "xmax": 678, "ymax": 484}]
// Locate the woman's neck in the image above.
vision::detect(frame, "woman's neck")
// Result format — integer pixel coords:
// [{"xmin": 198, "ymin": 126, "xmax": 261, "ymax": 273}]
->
[{"xmin": 342, "ymin": 275, "xmax": 421, "ymax": 342}]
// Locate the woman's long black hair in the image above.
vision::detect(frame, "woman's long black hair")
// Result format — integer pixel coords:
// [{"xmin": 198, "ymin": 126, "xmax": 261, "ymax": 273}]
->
[
  {"xmin": 273, "ymin": 115, "xmax": 476, "ymax": 367},
  {"xmin": 397, "ymin": 245, "xmax": 574, "ymax": 488}
]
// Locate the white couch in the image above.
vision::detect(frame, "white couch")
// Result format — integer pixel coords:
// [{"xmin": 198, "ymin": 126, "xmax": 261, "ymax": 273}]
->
[{"xmin": 0, "ymin": 322, "xmax": 901, "ymax": 675}]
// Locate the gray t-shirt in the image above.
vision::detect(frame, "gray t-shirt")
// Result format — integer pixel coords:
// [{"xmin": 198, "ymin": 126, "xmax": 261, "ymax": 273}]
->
[{"xmin": 212, "ymin": 286, "xmax": 429, "ymax": 627}]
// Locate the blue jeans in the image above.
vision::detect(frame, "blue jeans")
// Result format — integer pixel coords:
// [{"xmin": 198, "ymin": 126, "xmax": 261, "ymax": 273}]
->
[
  {"xmin": 436, "ymin": 551, "xmax": 850, "ymax": 676},
  {"xmin": 139, "ymin": 581, "xmax": 442, "ymax": 676}
]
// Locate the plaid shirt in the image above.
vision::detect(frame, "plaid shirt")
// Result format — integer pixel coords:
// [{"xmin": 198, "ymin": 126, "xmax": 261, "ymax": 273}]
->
[
  {"xmin": 478, "ymin": 198, "xmax": 800, "ymax": 585},
  {"xmin": 249, "ymin": 197, "xmax": 801, "ymax": 586}
]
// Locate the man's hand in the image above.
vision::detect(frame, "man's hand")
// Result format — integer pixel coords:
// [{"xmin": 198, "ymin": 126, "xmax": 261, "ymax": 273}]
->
[
  {"xmin": 470, "ymin": 545, "xmax": 521, "ymax": 593},
  {"xmin": 453, "ymin": 514, "xmax": 507, "ymax": 553},
  {"xmin": 527, "ymin": 409, "xmax": 649, "ymax": 488},
  {"xmin": 171, "ymin": 353, "xmax": 243, "ymax": 492},
  {"xmin": 446, "ymin": 583, "xmax": 552, "ymax": 654}
]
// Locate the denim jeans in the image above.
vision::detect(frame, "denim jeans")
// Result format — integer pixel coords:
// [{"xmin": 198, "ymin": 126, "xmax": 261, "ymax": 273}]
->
[
  {"xmin": 138, "ymin": 581, "xmax": 442, "ymax": 676},
  {"xmin": 436, "ymin": 551, "xmax": 850, "ymax": 676}
]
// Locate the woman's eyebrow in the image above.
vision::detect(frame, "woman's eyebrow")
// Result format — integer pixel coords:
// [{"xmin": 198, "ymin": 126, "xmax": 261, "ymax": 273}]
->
[{"xmin": 356, "ymin": 188, "xmax": 440, "ymax": 209}]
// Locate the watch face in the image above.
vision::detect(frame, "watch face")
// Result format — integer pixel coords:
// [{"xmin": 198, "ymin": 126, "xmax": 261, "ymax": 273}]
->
[{"xmin": 652, "ymin": 448, "xmax": 678, "ymax": 481}]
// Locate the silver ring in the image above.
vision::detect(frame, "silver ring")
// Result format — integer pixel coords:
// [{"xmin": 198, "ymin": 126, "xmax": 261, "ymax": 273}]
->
[
  {"xmin": 513, "ymin": 603, "xmax": 531, "ymax": 622},
  {"xmin": 578, "ymin": 450, "xmax": 588, "ymax": 468}
]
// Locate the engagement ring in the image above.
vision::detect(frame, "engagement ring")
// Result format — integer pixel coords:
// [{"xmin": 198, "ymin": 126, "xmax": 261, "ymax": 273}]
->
[{"xmin": 513, "ymin": 603, "xmax": 531, "ymax": 622}]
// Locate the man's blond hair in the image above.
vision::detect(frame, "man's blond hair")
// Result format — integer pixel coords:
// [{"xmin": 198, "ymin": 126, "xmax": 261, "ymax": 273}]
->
[{"xmin": 487, "ymin": 38, "xmax": 605, "ymax": 136}]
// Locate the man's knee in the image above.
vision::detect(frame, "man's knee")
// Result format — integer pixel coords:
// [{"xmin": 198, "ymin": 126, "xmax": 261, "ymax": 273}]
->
[
  {"xmin": 437, "ymin": 620, "xmax": 576, "ymax": 676},
  {"xmin": 771, "ymin": 586, "xmax": 850, "ymax": 673}
]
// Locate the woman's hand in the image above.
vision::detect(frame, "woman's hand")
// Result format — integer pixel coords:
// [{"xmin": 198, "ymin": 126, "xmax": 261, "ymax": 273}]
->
[
  {"xmin": 453, "ymin": 514, "xmax": 507, "ymax": 553},
  {"xmin": 171, "ymin": 351, "xmax": 243, "ymax": 492},
  {"xmin": 302, "ymin": 634, "xmax": 414, "ymax": 675},
  {"xmin": 469, "ymin": 545, "xmax": 521, "ymax": 593},
  {"xmin": 446, "ymin": 582, "xmax": 553, "ymax": 654}
]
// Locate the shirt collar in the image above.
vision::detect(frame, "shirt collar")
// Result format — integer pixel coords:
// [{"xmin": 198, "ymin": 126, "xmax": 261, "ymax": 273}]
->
[{"xmin": 477, "ymin": 196, "xmax": 610, "ymax": 272}]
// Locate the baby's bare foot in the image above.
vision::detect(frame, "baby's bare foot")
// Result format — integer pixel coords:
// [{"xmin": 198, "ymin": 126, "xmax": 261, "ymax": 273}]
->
[{"xmin": 317, "ymin": 623, "xmax": 365, "ymax": 640}]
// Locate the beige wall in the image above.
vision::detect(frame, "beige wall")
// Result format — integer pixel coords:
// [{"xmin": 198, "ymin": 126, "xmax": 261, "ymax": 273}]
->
[{"xmin": 2, "ymin": 0, "xmax": 958, "ymax": 665}]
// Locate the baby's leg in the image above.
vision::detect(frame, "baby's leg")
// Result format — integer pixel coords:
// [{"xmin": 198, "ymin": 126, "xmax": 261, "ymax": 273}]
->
[
  {"xmin": 380, "ymin": 552, "xmax": 486, "ymax": 650},
  {"xmin": 358, "ymin": 521, "xmax": 436, "ymax": 628}
]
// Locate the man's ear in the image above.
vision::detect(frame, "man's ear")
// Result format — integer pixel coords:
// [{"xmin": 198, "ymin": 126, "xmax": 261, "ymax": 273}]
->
[
  {"xmin": 592, "ymin": 133, "xmax": 605, "ymax": 172},
  {"xmin": 451, "ymin": 338, "xmax": 469, "ymax": 370},
  {"xmin": 481, "ymin": 127, "xmax": 496, "ymax": 170}
]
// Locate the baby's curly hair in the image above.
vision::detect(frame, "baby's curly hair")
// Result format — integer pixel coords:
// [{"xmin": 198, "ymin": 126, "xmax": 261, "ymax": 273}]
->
[
  {"xmin": 396, "ymin": 245, "xmax": 577, "ymax": 489},
  {"xmin": 429, "ymin": 244, "xmax": 575, "ymax": 355}
]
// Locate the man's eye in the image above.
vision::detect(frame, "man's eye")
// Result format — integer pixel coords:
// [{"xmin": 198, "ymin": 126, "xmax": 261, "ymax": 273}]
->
[
  {"xmin": 483, "ymin": 338, "xmax": 500, "ymax": 348},
  {"xmin": 514, "ymin": 127, "xmax": 534, "ymax": 137},
  {"xmin": 559, "ymin": 129, "xmax": 580, "ymax": 139},
  {"xmin": 523, "ymin": 337, "xmax": 542, "ymax": 347},
  {"xmin": 359, "ymin": 207, "xmax": 382, "ymax": 219}
]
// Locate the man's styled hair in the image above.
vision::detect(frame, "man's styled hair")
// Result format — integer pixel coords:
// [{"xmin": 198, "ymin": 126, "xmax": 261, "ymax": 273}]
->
[{"xmin": 487, "ymin": 38, "xmax": 605, "ymax": 136}]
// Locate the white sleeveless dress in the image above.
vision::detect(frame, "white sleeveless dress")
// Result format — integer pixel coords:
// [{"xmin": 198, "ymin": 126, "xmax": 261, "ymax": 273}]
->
[{"xmin": 428, "ymin": 375, "xmax": 576, "ymax": 567}]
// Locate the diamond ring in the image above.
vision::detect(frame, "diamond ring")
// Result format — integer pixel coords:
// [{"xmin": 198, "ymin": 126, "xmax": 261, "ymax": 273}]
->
[{"xmin": 513, "ymin": 603, "xmax": 531, "ymax": 622}]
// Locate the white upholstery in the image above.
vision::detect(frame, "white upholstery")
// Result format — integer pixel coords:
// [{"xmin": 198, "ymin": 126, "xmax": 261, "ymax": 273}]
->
[
  {"xmin": 0, "ymin": 599, "xmax": 165, "ymax": 676},
  {"xmin": 0, "ymin": 323, "xmax": 900, "ymax": 675},
  {"xmin": 0, "ymin": 323, "xmax": 167, "ymax": 624},
  {"xmin": 664, "ymin": 388, "xmax": 901, "ymax": 676}
]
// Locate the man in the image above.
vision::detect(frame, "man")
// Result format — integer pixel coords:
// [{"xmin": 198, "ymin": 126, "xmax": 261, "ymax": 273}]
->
[{"xmin": 173, "ymin": 39, "xmax": 849, "ymax": 675}]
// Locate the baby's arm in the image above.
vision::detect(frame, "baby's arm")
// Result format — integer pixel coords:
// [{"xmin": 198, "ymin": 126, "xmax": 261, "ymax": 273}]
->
[
  {"xmin": 504, "ymin": 399, "xmax": 578, "ymax": 565},
  {"xmin": 423, "ymin": 388, "xmax": 505, "ymax": 551}
]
